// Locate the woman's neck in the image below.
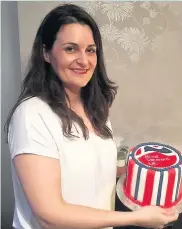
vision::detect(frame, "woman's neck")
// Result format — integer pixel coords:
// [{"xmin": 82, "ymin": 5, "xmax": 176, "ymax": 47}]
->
[{"xmin": 65, "ymin": 87, "xmax": 82, "ymax": 108}]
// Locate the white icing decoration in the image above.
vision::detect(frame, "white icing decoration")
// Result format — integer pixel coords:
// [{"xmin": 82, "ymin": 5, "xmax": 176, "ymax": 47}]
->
[
  {"xmin": 151, "ymin": 171, "xmax": 160, "ymax": 205},
  {"xmin": 137, "ymin": 168, "xmax": 147, "ymax": 202},
  {"xmin": 160, "ymin": 171, "xmax": 169, "ymax": 205}
]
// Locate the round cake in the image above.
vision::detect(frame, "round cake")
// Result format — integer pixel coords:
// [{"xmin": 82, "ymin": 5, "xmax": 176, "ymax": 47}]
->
[{"xmin": 123, "ymin": 142, "xmax": 182, "ymax": 208}]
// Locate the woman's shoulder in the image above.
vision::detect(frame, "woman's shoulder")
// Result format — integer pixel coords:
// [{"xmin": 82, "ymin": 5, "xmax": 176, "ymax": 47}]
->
[
  {"xmin": 9, "ymin": 96, "xmax": 61, "ymax": 159},
  {"xmin": 18, "ymin": 96, "xmax": 50, "ymax": 111},
  {"xmin": 12, "ymin": 96, "xmax": 56, "ymax": 125},
  {"xmin": 15, "ymin": 96, "xmax": 55, "ymax": 116}
]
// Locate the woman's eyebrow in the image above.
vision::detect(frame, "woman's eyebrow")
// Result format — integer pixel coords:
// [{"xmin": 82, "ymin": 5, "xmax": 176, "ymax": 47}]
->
[{"xmin": 61, "ymin": 42, "xmax": 96, "ymax": 47}]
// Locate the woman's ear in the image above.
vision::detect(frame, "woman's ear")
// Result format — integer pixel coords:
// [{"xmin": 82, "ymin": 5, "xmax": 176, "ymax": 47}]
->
[{"xmin": 43, "ymin": 46, "xmax": 50, "ymax": 63}]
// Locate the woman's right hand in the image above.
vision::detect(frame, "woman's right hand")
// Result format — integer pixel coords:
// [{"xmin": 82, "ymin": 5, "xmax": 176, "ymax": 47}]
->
[{"xmin": 133, "ymin": 205, "xmax": 179, "ymax": 229}]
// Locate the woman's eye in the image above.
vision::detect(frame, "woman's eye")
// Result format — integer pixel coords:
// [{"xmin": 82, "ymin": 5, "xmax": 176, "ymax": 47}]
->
[
  {"xmin": 65, "ymin": 46, "xmax": 76, "ymax": 52},
  {"xmin": 87, "ymin": 48, "xmax": 96, "ymax": 53}
]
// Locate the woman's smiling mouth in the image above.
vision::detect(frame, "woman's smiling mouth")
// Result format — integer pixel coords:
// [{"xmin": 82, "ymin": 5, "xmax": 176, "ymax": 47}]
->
[{"xmin": 70, "ymin": 68, "xmax": 88, "ymax": 74}]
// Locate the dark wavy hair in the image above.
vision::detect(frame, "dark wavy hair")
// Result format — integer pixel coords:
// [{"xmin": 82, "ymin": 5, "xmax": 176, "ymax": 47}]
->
[{"xmin": 5, "ymin": 3, "xmax": 118, "ymax": 140}]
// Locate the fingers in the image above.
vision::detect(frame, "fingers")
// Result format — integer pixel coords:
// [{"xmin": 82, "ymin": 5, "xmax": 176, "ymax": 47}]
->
[
  {"xmin": 158, "ymin": 213, "xmax": 179, "ymax": 229},
  {"xmin": 160, "ymin": 206, "xmax": 178, "ymax": 215},
  {"xmin": 160, "ymin": 207, "xmax": 179, "ymax": 223},
  {"xmin": 137, "ymin": 206, "xmax": 178, "ymax": 229},
  {"xmin": 167, "ymin": 213, "xmax": 179, "ymax": 222}
]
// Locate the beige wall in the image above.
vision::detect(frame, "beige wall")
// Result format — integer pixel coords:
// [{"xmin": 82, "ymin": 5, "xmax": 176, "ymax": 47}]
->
[{"xmin": 18, "ymin": 1, "xmax": 182, "ymax": 150}]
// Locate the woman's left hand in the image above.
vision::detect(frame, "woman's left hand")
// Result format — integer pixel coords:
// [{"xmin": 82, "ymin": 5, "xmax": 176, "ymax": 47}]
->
[{"xmin": 116, "ymin": 166, "xmax": 126, "ymax": 178}]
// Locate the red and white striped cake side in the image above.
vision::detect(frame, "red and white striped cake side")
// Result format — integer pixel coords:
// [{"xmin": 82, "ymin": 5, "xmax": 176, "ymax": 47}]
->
[{"xmin": 123, "ymin": 143, "xmax": 182, "ymax": 208}]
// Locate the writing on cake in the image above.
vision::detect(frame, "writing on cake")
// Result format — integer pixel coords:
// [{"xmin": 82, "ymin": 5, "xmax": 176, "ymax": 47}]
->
[{"xmin": 136, "ymin": 146, "xmax": 178, "ymax": 168}]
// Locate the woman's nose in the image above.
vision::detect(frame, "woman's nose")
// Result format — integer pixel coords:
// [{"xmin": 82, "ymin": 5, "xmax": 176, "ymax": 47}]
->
[{"xmin": 76, "ymin": 52, "xmax": 89, "ymax": 67}]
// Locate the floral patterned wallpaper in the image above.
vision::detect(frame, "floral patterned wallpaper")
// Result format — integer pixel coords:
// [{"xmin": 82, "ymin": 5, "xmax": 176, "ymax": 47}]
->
[
  {"xmin": 68, "ymin": 1, "xmax": 182, "ymax": 153},
  {"xmin": 18, "ymin": 1, "xmax": 182, "ymax": 153},
  {"xmin": 72, "ymin": 1, "xmax": 182, "ymax": 68}
]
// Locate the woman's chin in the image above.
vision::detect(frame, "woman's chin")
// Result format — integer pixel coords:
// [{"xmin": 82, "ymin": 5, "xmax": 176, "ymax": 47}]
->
[
  {"xmin": 73, "ymin": 81, "xmax": 90, "ymax": 89},
  {"xmin": 64, "ymin": 82, "xmax": 89, "ymax": 93}
]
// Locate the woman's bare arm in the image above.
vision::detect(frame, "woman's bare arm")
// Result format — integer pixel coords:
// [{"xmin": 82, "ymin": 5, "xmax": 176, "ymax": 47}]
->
[
  {"xmin": 13, "ymin": 154, "xmax": 136, "ymax": 229},
  {"xmin": 14, "ymin": 154, "xmax": 178, "ymax": 229}
]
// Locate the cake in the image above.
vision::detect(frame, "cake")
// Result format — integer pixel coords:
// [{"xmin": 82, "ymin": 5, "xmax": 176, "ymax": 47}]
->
[{"xmin": 123, "ymin": 142, "xmax": 182, "ymax": 208}]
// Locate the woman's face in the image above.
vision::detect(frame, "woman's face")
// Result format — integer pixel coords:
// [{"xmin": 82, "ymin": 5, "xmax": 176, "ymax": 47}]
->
[{"xmin": 45, "ymin": 23, "xmax": 97, "ymax": 92}]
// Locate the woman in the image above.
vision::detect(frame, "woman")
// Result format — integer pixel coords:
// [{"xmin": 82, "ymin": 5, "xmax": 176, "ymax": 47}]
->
[{"xmin": 6, "ymin": 4, "xmax": 178, "ymax": 229}]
